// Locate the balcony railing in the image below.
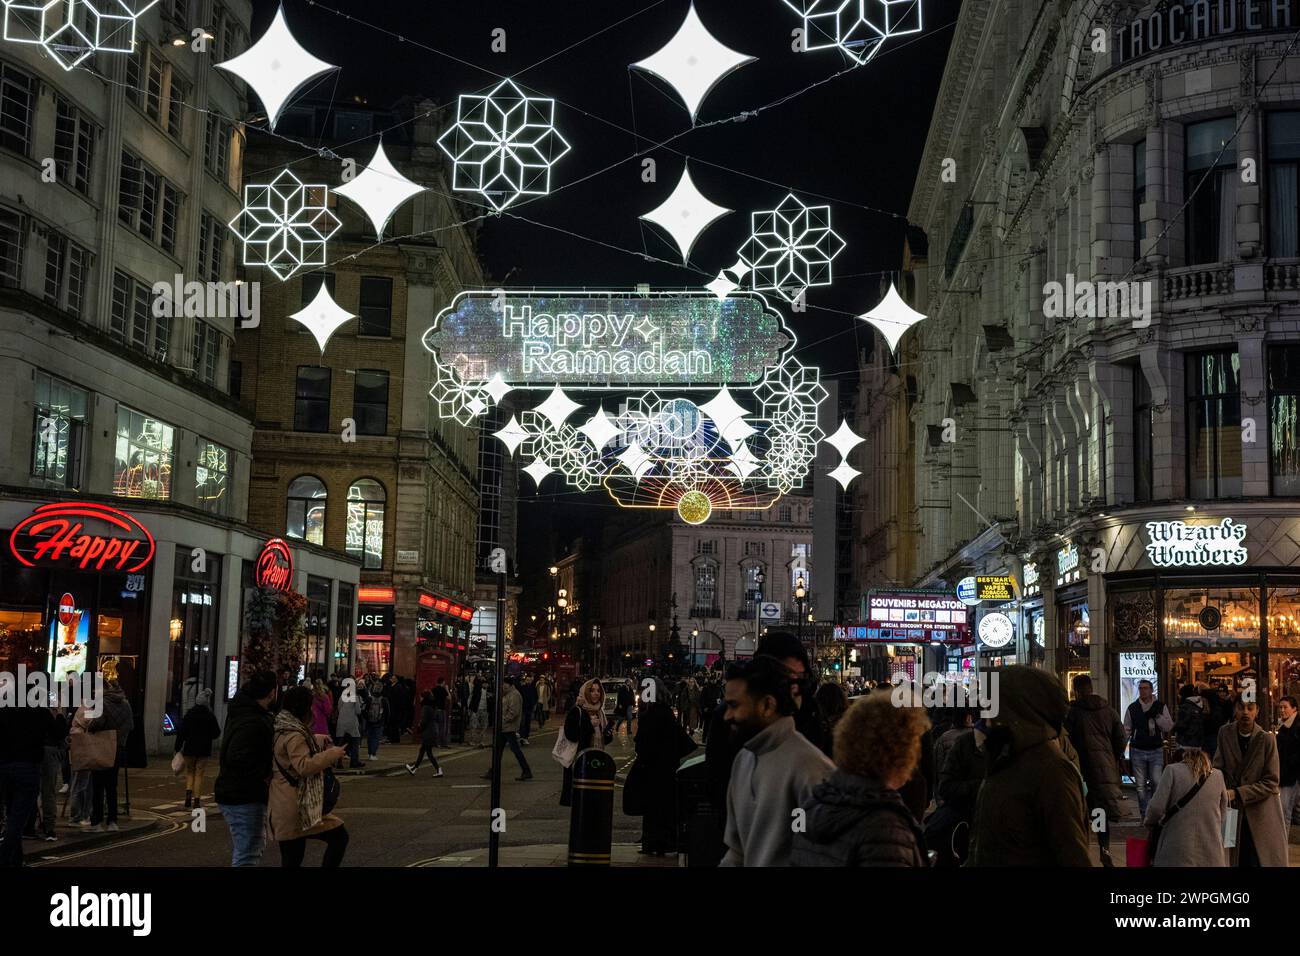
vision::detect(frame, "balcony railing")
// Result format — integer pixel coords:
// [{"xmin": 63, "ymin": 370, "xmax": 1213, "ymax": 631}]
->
[
  {"xmin": 1265, "ymin": 258, "xmax": 1300, "ymax": 291},
  {"xmin": 1162, "ymin": 263, "xmax": 1233, "ymax": 303}
]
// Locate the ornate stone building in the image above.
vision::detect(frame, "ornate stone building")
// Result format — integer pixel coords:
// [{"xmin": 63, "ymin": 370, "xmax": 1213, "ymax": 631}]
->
[
  {"xmin": 858, "ymin": 0, "xmax": 1300, "ymax": 719},
  {"xmin": 236, "ymin": 98, "xmax": 484, "ymax": 681}
]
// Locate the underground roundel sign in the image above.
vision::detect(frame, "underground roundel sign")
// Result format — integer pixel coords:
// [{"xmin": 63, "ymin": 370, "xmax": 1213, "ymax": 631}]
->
[{"xmin": 255, "ymin": 538, "xmax": 294, "ymax": 592}]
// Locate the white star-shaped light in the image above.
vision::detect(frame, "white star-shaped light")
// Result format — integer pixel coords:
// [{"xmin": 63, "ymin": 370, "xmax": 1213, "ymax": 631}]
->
[
  {"xmin": 858, "ymin": 282, "xmax": 927, "ymax": 355},
  {"xmin": 634, "ymin": 317, "xmax": 661, "ymax": 343},
  {"xmin": 726, "ymin": 442, "xmax": 762, "ymax": 480},
  {"xmin": 727, "ymin": 258, "xmax": 752, "ymax": 281},
  {"xmin": 523, "ymin": 459, "xmax": 554, "ymax": 487},
  {"xmin": 829, "ymin": 460, "xmax": 862, "ymax": 490},
  {"xmin": 483, "ymin": 373, "xmax": 514, "ymax": 404},
  {"xmin": 640, "ymin": 164, "xmax": 731, "ymax": 263},
  {"xmin": 707, "ymin": 272, "xmax": 738, "ymax": 299},
  {"xmin": 493, "ymin": 414, "xmax": 529, "ymax": 455},
  {"xmin": 631, "ymin": 2, "xmax": 756, "ymax": 121},
  {"xmin": 289, "ymin": 283, "xmax": 354, "ymax": 352},
  {"xmin": 335, "ymin": 141, "xmax": 425, "ymax": 241},
  {"xmin": 535, "ymin": 386, "xmax": 581, "ymax": 430},
  {"xmin": 214, "ymin": 6, "xmax": 337, "ymax": 130},
  {"xmin": 617, "ymin": 442, "xmax": 654, "ymax": 482},
  {"xmin": 826, "ymin": 419, "xmax": 865, "ymax": 458},
  {"xmin": 578, "ymin": 408, "xmax": 621, "ymax": 452},
  {"xmin": 700, "ymin": 386, "xmax": 756, "ymax": 452}
]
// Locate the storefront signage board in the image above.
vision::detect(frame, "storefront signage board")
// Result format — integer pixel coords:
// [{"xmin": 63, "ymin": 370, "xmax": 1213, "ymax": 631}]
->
[
  {"xmin": 1144, "ymin": 518, "xmax": 1248, "ymax": 567},
  {"xmin": 10, "ymin": 503, "xmax": 154, "ymax": 572}
]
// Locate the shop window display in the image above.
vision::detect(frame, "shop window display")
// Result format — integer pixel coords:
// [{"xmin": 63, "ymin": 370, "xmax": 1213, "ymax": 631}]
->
[
  {"xmin": 1164, "ymin": 586, "xmax": 1259, "ymax": 699},
  {"xmin": 1267, "ymin": 587, "xmax": 1300, "ymax": 709},
  {"xmin": 165, "ymin": 549, "xmax": 221, "ymax": 734}
]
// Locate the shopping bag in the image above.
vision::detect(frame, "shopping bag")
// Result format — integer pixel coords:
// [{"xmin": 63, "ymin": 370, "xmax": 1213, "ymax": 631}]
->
[
  {"xmin": 70, "ymin": 728, "xmax": 117, "ymax": 771},
  {"xmin": 1222, "ymin": 807, "xmax": 1239, "ymax": 848},
  {"xmin": 170, "ymin": 751, "xmax": 185, "ymax": 774},
  {"xmin": 1126, "ymin": 836, "xmax": 1155, "ymax": 867},
  {"xmin": 552, "ymin": 730, "xmax": 578, "ymax": 769}
]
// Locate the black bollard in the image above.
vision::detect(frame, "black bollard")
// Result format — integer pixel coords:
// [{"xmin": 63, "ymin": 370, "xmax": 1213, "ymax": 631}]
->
[{"xmin": 567, "ymin": 748, "xmax": 615, "ymax": 866}]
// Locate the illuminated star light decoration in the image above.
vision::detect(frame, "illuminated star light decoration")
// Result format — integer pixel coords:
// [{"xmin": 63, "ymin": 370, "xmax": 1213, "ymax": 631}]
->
[
  {"xmin": 754, "ymin": 356, "xmax": 829, "ymax": 492},
  {"xmin": 335, "ymin": 141, "xmax": 425, "ymax": 241},
  {"xmin": 3, "ymin": 0, "xmax": 159, "ymax": 69},
  {"xmin": 429, "ymin": 355, "xmax": 491, "ymax": 426},
  {"xmin": 825, "ymin": 418, "xmax": 865, "ymax": 490},
  {"xmin": 740, "ymin": 193, "xmax": 846, "ymax": 303},
  {"xmin": 631, "ymin": 2, "xmax": 755, "ymax": 122},
  {"xmin": 640, "ymin": 164, "xmax": 731, "ymax": 264},
  {"xmin": 858, "ymin": 281, "xmax": 927, "ymax": 355},
  {"xmin": 437, "ymin": 78, "xmax": 572, "ymax": 212},
  {"xmin": 783, "ymin": 0, "xmax": 924, "ymax": 65},
  {"xmin": 228, "ymin": 168, "xmax": 342, "ymax": 281},
  {"xmin": 215, "ymin": 5, "xmax": 337, "ymax": 130},
  {"xmin": 290, "ymin": 283, "xmax": 354, "ymax": 353}
]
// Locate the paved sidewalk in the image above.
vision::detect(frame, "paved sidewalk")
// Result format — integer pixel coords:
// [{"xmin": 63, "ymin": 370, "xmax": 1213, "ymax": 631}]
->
[{"xmin": 414, "ymin": 842, "xmax": 679, "ymax": 867}]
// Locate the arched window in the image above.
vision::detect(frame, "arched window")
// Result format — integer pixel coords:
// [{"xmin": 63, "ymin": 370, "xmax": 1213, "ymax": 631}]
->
[
  {"xmin": 346, "ymin": 478, "xmax": 385, "ymax": 569},
  {"xmin": 286, "ymin": 475, "xmax": 327, "ymax": 545}
]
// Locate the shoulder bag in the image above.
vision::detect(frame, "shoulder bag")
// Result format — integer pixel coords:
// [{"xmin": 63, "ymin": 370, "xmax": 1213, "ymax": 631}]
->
[{"xmin": 1144, "ymin": 772, "xmax": 1208, "ymax": 865}]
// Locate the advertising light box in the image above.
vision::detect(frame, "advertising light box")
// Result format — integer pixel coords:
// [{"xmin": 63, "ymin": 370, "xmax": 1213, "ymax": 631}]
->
[{"xmin": 832, "ymin": 590, "xmax": 973, "ymax": 646}]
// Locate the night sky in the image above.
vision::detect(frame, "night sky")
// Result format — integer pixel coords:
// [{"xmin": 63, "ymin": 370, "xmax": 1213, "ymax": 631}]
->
[{"xmin": 250, "ymin": 0, "xmax": 959, "ymax": 569}]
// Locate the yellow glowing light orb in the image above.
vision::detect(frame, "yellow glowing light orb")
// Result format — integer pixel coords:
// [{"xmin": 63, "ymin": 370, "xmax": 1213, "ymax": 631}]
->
[{"xmin": 677, "ymin": 490, "xmax": 712, "ymax": 525}]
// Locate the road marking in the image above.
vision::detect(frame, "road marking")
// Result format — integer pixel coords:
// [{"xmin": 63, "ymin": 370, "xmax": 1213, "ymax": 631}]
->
[{"xmin": 30, "ymin": 811, "xmax": 186, "ymax": 866}]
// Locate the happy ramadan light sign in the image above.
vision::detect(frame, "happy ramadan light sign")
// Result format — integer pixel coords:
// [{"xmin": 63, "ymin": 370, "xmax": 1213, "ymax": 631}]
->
[
  {"xmin": 423, "ymin": 290, "xmax": 790, "ymax": 389},
  {"xmin": 1144, "ymin": 518, "xmax": 1248, "ymax": 568}
]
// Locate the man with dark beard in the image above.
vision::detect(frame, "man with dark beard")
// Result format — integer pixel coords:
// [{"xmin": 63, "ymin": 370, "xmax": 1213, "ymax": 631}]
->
[{"xmin": 719, "ymin": 656, "xmax": 832, "ymax": 866}]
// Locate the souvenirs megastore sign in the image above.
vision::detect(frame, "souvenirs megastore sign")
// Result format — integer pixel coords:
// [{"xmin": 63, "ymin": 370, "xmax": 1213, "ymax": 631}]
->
[
  {"xmin": 424, "ymin": 290, "xmax": 790, "ymax": 389},
  {"xmin": 1144, "ymin": 518, "xmax": 1248, "ymax": 568},
  {"xmin": 9, "ymin": 503, "xmax": 155, "ymax": 573},
  {"xmin": 845, "ymin": 589, "xmax": 974, "ymax": 646},
  {"xmin": 1113, "ymin": 0, "xmax": 1300, "ymax": 64}
]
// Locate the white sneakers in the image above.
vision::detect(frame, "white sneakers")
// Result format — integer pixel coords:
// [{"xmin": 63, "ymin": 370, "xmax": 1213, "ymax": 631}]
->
[{"xmin": 433, "ymin": 768, "xmax": 445, "ymax": 777}]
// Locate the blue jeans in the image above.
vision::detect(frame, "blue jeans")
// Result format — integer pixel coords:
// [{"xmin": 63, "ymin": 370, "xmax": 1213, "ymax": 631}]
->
[
  {"xmin": 1281, "ymin": 782, "xmax": 1299, "ymax": 826},
  {"xmin": 0, "ymin": 761, "xmax": 40, "ymax": 867},
  {"xmin": 67, "ymin": 769, "xmax": 91, "ymax": 822},
  {"xmin": 1130, "ymin": 747, "xmax": 1164, "ymax": 816},
  {"xmin": 219, "ymin": 802, "xmax": 266, "ymax": 867},
  {"xmin": 365, "ymin": 722, "xmax": 383, "ymax": 759}
]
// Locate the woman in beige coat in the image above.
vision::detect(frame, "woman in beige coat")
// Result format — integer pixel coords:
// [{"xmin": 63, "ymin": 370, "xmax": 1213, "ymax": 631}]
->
[
  {"xmin": 1213, "ymin": 698, "xmax": 1289, "ymax": 867},
  {"xmin": 268, "ymin": 686, "xmax": 349, "ymax": 867}
]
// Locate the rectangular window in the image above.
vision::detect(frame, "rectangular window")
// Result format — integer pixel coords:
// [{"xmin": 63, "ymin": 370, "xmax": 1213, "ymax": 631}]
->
[
  {"xmin": 294, "ymin": 366, "xmax": 331, "ymax": 432},
  {"xmin": 1268, "ymin": 111, "xmax": 1300, "ymax": 258},
  {"xmin": 113, "ymin": 405, "xmax": 175, "ymax": 499},
  {"xmin": 110, "ymin": 270, "xmax": 166, "ymax": 358},
  {"xmin": 197, "ymin": 211, "xmax": 224, "ymax": 282},
  {"xmin": 166, "ymin": 77, "xmax": 187, "ymax": 139},
  {"xmin": 32, "ymin": 372, "xmax": 88, "ymax": 488},
  {"xmin": 204, "ymin": 113, "xmax": 231, "ymax": 184},
  {"xmin": 145, "ymin": 50, "xmax": 164, "ymax": 121},
  {"xmin": 159, "ymin": 182, "xmax": 180, "ymax": 254},
  {"xmin": 1186, "ymin": 350, "xmax": 1242, "ymax": 499},
  {"xmin": 1134, "ymin": 366, "xmax": 1153, "ymax": 503},
  {"xmin": 195, "ymin": 440, "xmax": 229, "ymax": 515},
  {"xmin": 0, "ymin": 206, "xmax": 22, "ymax": 288},
  {"xmin": 118, "ymin": 151, "xmax": 184, "ymax": 254},
  {"xmin": 1185, "ymin": 118, "xmax": 1237, "ymax": 265},
  {"xmin": 110, "ymin": 270, "xmax": 130, "ymax": 340},
  {"xmin": 191, "ymin": 321, "xmax": 221, "ymax": 385},
  {"xmin": 357, "ymin": 276, "xmax": 392, "ymax": 336},
  {"xmin": 696, "ymin": 540, "xmax": 716, "ymax": 555},
  {"xmin": 0, "ymin": 61, "xmax": 35, "ymax": 155},
  {"xmin": 1268, "ymin": 345, "xmax": 1300, "ymax": 495},
  {"xmin": 352, "ymin": 369, "xmax": 389, "ymax": 435},
  {"xmin": 54, "ymin": 95, "xmax": 95, "ymax": 195}
]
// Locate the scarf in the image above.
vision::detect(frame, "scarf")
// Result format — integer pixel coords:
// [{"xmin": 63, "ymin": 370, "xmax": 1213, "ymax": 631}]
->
[
  {"xmin": 274, "ymin": 710, "xmax": 324, "ymax": 832},
  {"xmin": 576, "ymin": 679, "xmax": 608, "ymax": 743}
]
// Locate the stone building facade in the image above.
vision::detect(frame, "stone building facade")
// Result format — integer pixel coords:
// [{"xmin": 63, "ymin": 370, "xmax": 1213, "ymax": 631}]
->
[
  {"xmin": 0, "ymin": 2, "xmax": 358, "ymax": 753},
  {"xmin": 235, "ymin": 99, "xmax": 483, "ymax": 681},
  {"xmin": 858, "ymin": 0, "xmax": 1300, "ymax": 719}
]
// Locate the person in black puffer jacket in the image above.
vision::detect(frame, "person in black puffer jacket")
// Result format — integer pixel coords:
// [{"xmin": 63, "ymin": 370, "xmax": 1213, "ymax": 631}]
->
[
  {"xmin": 1064, "ymin": 674, "xmax": 1126, "ymax": 866},
  {"xmin": 1174, "ymin": 685, "xmax": 1207, "ymax": 750},
  {"xmin": 792, "ymin": 690, "xmax": 931, "ymax": 867}
]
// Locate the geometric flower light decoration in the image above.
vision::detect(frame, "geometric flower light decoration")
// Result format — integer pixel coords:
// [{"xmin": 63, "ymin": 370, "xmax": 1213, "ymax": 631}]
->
[
  {"xmin": 631, "ymin": 2, "xmax": 755, "ymax": 122},
  {"xmin": 640, "ymin": 163, "xmax": 731, "ymax": 264},
  {"xmin": 739, "ymin": 193, "xmax": 846, "ymax": 304},
  {"xmin": 857, "ymin": 281, "xmax": 926, "ymax": 355},
  {"xmin": 335, "ymin": 141, "xmax": 425, "ymax": 241},
  {"xmin": 436, "ymin": 78, "xmax": 572, "ymax": 212},
  {"xmin": 227, "ymin": 168, "xmax": 342, "ymax": 281},
  {"xmin": 215, "ymin": 5, "xmax": 337, "ymax": 130},
  {"xmin": 3, "ymin": 0, "xmax": 159, "ymax": 70},
  {"xmin": 289, "ymin": 282, "xmax": 354, "ymax": 353},
  {"xmin": 782, "ymin": 0, "xmax": 924, "ymax": 65}
]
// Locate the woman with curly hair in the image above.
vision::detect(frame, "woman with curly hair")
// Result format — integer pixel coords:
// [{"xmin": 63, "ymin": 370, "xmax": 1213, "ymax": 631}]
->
[{"xmin": 792, "ymin": 690, "xmax": 931, "ymax": 867}]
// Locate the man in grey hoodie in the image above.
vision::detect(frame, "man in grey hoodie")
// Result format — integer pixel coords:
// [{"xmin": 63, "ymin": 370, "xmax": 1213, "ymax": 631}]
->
[{"xmin": 720, "ymin": 656, "xmax": 833, "ymax": 867}]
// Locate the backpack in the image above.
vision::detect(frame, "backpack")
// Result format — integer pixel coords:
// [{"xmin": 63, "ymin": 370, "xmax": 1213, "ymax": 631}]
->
[{"xmin": 366, "ymin": 691, "xmax": 385, "ymax": 724}]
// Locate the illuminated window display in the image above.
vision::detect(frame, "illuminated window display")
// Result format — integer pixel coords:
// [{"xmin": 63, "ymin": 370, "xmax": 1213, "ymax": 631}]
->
[
  {"xmin": 346, "ymin": 479, "xmax": 386, "ymax": 569},
  {"xmin": 286, "ymin": 474, "xmax": 327, "ymax": 545},
  {"xmin": 113, "ymin": 406, "xmax": 175, "ymax": 500}
]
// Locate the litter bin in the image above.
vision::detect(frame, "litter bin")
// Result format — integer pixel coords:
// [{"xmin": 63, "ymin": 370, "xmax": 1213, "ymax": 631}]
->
[
  {"xmin": 568, "ymin": 749, "xmax": 616, "ymax": 866},
  {"xmin": 676, "ymin": 752, "xmax": 724, "ymax": 867}
]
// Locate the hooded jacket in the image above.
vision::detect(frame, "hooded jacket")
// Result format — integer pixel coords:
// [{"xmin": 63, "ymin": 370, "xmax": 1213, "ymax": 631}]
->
[
  {"xmin": 88, "ymin": 686, "xmax": 134, "ymax": 756},
  {"xmin": 791, "ymin": 770, "xmax": 927, "ymax": 867},
  {"xmin": 968, "ymin": 667, "xmax": 1092, "ymax": 867},
  {"xmin": 214, "ymin": 688, "xmax": 274, "ymax": 806},
  {"xmin": 1065, "ymin": 693, "xmax": 1126, "ymax": 816}
]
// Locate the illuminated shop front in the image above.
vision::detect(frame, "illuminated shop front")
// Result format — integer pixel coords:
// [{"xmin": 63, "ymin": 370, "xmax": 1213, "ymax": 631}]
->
[
  {"xmin": 1, "ymin": 496, "xmax": 359, "ymax": 754},
  {"xmin": 1089, "ymin": 512, "xmax": 1300, "ymax": 723}
]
